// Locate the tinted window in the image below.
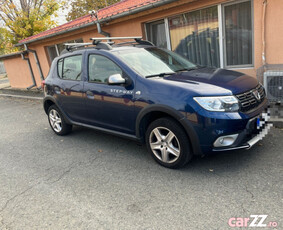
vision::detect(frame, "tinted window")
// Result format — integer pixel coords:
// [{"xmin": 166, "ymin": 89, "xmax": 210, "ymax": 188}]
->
[
  {"xmin": 57, "ymin": 55, "xmax": 82, "ymax": 81},
  {"xmin": 58, "ymin": 59, "xmax": 63, "ymax": 78},
  {"xmin": 88, "ymin": 55, "xmax": 122, "ymax": 83}
]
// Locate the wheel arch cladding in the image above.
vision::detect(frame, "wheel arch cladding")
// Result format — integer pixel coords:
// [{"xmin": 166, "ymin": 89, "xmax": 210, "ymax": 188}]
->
[
  {"xmin": 135, "ymin": 105, "xmax": 202, "ymax": 155},
  {"xmin": 44, "ymin": 99, "xmax": 55, "ymax": 114},
  {"xmin": 43, "ymin": 96, "xmax": 72, "ymax": 125}
]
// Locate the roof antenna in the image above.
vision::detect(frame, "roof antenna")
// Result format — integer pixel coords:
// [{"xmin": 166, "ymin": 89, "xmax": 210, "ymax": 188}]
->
[{"xmin": 89, "ymin": 10, "xmax": 111, "ymax": 40}]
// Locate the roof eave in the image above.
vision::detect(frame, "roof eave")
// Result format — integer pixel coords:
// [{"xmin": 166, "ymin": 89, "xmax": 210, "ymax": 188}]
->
[
  {"xmin": 0, "ymin": 52, "xmax": 24, "ymax": 61},
  {"xmin": 15, "ymin": 0, "xmax": 176, "ymax": 46}
]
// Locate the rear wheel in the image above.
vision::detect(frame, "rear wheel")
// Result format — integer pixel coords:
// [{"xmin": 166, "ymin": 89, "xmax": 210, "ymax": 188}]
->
[
  {"xmin": 48, "ymin": 105, "xmax": 72, "ymax": 136},
  {"xmin": 145, "ymin": 117, "xmax": 192, "ymax": 169}
]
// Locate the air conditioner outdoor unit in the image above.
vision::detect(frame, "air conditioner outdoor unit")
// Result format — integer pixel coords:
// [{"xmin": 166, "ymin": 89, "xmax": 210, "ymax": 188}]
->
[{"xmin": 263, "ymin": 70, "xmax": 283, "ymax": 102}]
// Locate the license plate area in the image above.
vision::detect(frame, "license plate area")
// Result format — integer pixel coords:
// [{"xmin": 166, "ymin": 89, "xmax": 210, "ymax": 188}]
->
[
  {"xmin": 246, "ymin": 109, "xmax": 270, "ymax": 135},
  {"xmin": 256, "ymin": 117, "xmax": 261, "ymax": 129}
]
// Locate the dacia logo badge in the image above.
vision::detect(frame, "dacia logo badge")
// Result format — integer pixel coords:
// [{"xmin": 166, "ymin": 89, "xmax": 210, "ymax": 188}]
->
[{"xmin": 253, "ymin": 90, "xmax": 261, "ymax": 101}]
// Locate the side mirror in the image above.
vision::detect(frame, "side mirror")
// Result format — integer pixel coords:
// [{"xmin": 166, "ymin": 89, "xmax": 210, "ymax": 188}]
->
[{"xmin": 107, "ymin": 74, "xmax": 126, "ymax": 85}]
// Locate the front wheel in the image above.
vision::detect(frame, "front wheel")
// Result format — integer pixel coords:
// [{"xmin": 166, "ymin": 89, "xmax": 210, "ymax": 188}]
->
[
  {"xmin": 145, "ymin": 117, "xmax": 192, "ymax": 169},
  {"xmin": 48, "ymin": 105, "xmax": 72, "ymax": 136}
]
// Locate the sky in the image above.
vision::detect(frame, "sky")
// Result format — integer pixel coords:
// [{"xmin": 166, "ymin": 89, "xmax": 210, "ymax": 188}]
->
[{"xmin": 54, "ymin": 7, "xmax": 68, "ymax": 25}]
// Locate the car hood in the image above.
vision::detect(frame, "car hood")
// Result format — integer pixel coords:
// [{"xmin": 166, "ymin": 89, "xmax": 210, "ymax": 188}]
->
[{"xmin": 164, "ymin": 67, "xmax": 258, "ymax": 95}]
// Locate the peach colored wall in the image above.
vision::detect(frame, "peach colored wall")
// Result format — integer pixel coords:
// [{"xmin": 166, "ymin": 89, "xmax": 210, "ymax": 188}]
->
[
  {"xmin": 3, "ymin": 55, "xmax": 34, "ymax": 88},
  {"xmin": 265, "ymin": 0, "xmax": 283, "ymax": 64},
  {"xmin": 3, "ymin": 0, "xmax": 283, "ymax": 89},
  {"xmin": 234, "ymin": 0, "xmax": 283, "ymax": 76}
]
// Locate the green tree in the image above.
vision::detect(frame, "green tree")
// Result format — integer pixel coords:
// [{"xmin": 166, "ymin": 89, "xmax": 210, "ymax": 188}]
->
[
  {"xmin": 0, "ymin": 28, "xmax": 6, "ymax": 55},
  {"xmin": 0, "ymin": 0, "xmax": 60, "ymax": 48},
  {"xmin": 0, "ymin": 27, "xmax": 16, "ymax": 55},
  {"xmin": 65, "ymin": 0, "xmax": 120, "ymax": 21},
  {"xmin": 0, "ymin": 27, "xmax": 6, "ymax": 54}
]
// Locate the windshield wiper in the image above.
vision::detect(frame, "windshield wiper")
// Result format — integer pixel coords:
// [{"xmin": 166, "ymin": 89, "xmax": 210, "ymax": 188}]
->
[
  {"xmin": 145, "ymin": 67, "xmax": 200, "ymax": 78},
  {"xmin": 145, "ymin": 72, "xmax": 175, "ymax": 78},
  {"xmin": 175, "ymin": 67, "xmax": 198, "ymax": 73}
]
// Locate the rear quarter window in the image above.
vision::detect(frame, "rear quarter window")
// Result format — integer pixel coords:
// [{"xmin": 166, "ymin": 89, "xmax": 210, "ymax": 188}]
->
[
  {"xmin": 57, "ymin": 59, "xmax": 63, "ymax": 78},
  {"xmin": 57, "ymin": 55, "xmax": 82, "ymax": 81}
]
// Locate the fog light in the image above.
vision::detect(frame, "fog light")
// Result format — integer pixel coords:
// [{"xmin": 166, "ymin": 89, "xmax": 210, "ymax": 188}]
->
[{"xmin": 213, "ymin": 134, "xmax": 239, "ymax": 147}]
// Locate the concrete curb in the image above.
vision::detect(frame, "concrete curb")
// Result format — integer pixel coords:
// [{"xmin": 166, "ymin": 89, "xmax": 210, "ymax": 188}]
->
[
  {"xmin": 0, "ymin": 93, "xmax": 43, "ymax": 100},
  {"xmin": 0, "ymin": 88, "xmax": 43, "ymax": 98}
]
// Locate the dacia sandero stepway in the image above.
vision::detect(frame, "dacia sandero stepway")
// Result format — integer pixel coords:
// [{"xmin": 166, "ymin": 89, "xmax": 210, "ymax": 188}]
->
[{"xmin": 42, "ymin": 37, "xmax": 272, "ymax": 168}]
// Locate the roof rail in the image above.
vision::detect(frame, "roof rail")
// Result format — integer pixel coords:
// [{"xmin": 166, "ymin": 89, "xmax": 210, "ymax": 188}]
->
[
  {"xmin": 90, "ymin": 36, "xmax": 154, "ymax": 46},
  {"xmin": 63, "ymin": 36, "xmax": 154, "ymax": 53},
  {"xmin": 90, "ymin": 36, "xmax": 142, "ymax": 41},
  {"xmin": 134, "ymin": 38, "xmax": 154, "ymax": 46},
  {"xmin": 65, "ymin": 42, "xmax": 92, "ymax": 51},
  {"xmin": 64, "ymin": 41, "xmax": 113, "ymax": 52}
]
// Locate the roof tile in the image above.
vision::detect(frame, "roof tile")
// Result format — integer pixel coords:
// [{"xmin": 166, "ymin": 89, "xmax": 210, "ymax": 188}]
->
[{"xmin": 19, "ymin": 0, "xmax": 161, "ymax": 44}]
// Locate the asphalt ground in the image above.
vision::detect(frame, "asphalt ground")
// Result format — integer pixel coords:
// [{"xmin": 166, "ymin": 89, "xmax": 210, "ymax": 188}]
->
[{"xmin": 0, "ymin": 97, "xmax": 282, "ymax": 229}]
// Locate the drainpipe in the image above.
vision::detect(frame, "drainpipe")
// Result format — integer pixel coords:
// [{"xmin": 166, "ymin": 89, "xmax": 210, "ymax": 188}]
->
[
  {"xmin": 21, "ymin": 52, "xmax": 37, "ymax": 90},
  {"xmin": 24, "ymin": 44, "xmax": 44, "ymax": 83},
  {"xmin": 262, "ymin": 0, "xmax": 267, "ymax": 68},
  {"xmin": 96, "ymin": 21, "xmax": 110, "ymax": 37},
  {"xmin": 90, "ymin": 10, "xmax": 110, "ymax": 39}
]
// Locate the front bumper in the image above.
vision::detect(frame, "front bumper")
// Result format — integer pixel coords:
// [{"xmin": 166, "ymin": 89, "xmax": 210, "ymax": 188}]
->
[
  {"xmin": 212, "ymin": 110, "xmax": 273, "ymax": 152},
  {"xmin": 212, "ymin": 123, "xmax": 273, "ymax": 151}
]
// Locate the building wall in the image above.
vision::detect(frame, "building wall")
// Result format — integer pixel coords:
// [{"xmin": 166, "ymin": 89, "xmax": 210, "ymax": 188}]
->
[
  {"xmin": 3, "ymin": 0, "xmax": 283, "ymax": 89},
  {"xmin": 3, "ymin": 56, "xmax": 34, "ymax": 88},
  {"xmin": 265, "ymin": 0, "xmax": 283, "ymax": 64}
]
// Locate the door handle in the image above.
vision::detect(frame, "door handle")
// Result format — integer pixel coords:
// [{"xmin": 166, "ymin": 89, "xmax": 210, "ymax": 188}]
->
[
  {"xmin": 54, "ymin": 86, "xmax": 61, "ymax": 94},
  {"xmin": 86, "ymin": 91, "xmax": 95, "ymax": 99}
]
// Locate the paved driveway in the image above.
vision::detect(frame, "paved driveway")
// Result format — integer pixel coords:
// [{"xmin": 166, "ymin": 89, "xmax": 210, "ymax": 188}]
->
[{"xmin": 0, "ymin": 97, "xmax": 282, "ymax": 229}]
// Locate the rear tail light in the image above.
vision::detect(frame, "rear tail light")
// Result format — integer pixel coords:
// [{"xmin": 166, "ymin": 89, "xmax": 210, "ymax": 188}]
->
[{"xmin": 41, "ymin": 80, "xmax": 45, "ymax": 89}]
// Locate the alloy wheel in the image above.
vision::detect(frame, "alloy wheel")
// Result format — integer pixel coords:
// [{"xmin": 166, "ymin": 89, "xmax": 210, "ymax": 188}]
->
[
  {"xmin": 49, "ymin": 109, "xmax": 62, "ymax": 133},
  {"xmin": 149, "ymin": 127, "xmax": 181, "ymax": 164}
]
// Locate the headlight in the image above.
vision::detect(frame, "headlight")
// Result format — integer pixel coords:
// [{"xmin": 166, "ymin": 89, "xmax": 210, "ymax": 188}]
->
[{"xmin": 193, "ymin": 96, "xmax": 239, "ymax": 112}]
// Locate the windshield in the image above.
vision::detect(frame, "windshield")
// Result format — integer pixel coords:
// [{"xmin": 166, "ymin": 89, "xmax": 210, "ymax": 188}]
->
[{"xmin": 115, "ymin": 47, "xmax": 197, "ymax": 77}]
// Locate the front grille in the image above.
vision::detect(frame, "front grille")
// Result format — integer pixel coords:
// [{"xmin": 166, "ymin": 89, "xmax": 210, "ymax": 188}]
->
[{"xmin": 236, "ymin": 84, "xmax": 266, "ymax": 112}]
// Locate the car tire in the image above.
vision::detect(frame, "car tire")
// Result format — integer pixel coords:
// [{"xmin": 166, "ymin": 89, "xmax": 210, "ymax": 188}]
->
[
  {"xmin": 145, "ymin": 117, "xmax": 192, "ymax": 169},
  {"xmin": 48, "ymin": 105, "xmax": 72, "ymax": 136}
]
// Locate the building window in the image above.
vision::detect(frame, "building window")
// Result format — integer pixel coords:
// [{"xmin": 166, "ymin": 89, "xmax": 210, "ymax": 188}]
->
[
  {"xmin": 57, "ymin": 55, "xmax": 82, "ymax": 81},
  {"xmin": 47, "ymin": 38, "xmax": 83, "ymax": 63},
  {"xmin": 145, "ymin": 0, "xmax": 253, "ymax": 69},
  {"xmin": 146, "ymin": 20, "xmax": 168, "ymax": 49},
  {"xmin": 169, "ymin": 6, "xmax": 219, "ymax": 68},
  {"xmin": 47, "ymin": 46, "xmax": 58, "ymax": 63},
  {"xmin": 223, "ymin": 1, "xmax": 252, "ymax": 67}
]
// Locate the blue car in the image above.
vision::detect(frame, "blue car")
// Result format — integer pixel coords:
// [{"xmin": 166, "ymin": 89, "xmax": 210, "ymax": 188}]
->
[{"xmin": 42, "ymin": 38, "xmax": 272, "ymax": 169}]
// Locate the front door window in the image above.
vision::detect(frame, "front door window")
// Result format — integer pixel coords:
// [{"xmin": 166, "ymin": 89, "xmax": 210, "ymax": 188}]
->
[{"xmin": 88, "ymin": 54, "xmax": 123, "ymax": 83}]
